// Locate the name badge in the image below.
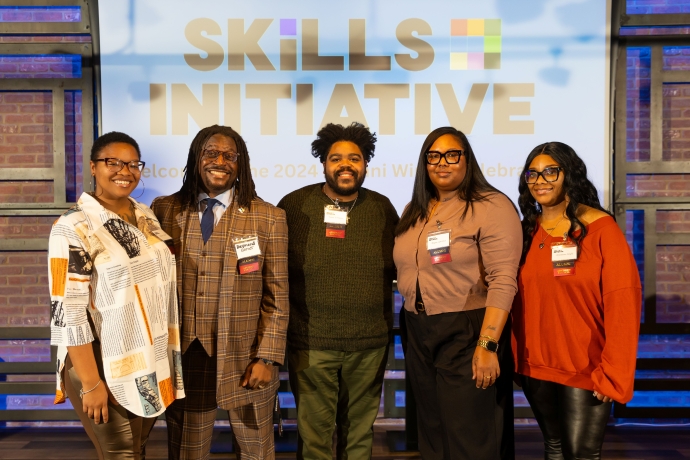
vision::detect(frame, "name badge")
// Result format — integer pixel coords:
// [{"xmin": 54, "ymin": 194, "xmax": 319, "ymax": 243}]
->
[
  {"xmin": 551, "ymin": 241, "xmax": 577, "ymax": 277},
  {"xmin": 427, "ymin": 230, "xmax": 451, "ymax": 264},
  {"xmin": 233, "ymin": 236, "xmax": 261, "ymax": 274},
  {"xmin": 324, "ymin": 205, "xmax": 348, "ymax": 238}
]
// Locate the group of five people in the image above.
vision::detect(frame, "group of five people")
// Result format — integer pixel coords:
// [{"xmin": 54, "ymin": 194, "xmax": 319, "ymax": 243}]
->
[{"xmin": 48, "ymin": 122, "xmax": 641, "ymax": 460}]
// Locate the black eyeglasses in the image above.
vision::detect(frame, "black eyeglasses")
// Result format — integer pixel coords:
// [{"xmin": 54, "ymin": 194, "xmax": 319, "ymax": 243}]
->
[
  {"xmin": 202, "ymin": 150, "xmax": 239, "ymax": 163},
  {"xmin": 93, "ymin": 158, "xmax": 145, "ymax": 173},
  {"xmin": 525, "ymin": 167, "xmax": 563, "ymax": 184},
  {"xmin": 426, "ymin": 150, "xmax": 464, "ymax": 165}
]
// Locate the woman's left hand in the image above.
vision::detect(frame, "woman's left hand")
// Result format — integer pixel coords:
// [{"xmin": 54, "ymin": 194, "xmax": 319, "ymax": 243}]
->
[
  {"xmin": 472, "ymin": 346, "xmax": 500, "ymax": 389},
  {"xmin": 593, "ymin": 391, "xmax": 613, "ymax": 403}
]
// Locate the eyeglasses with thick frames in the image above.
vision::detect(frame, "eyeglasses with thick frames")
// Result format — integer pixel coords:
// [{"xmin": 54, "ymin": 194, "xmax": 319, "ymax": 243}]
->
[
  {"xmin": 525, "ymin": 166, "xmax": 563, "ymax": 184},
  {"xmin": 202, "ymin": 150, "xmax": 239, "ymax": 163},
  {"xmin": 93, "ymin": 158, "xmax": 146, "ymax": 173},
  {"xmin": 426, "ymin": 149, "xmax": 464, "ymax": 165}
]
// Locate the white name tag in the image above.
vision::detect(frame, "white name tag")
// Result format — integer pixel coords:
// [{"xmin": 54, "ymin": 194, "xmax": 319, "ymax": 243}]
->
[
  {"xmin": 427, "ymin": 231, "xmax": 451, "ymax": 250},
  {"xmin": 324, "ymin": 208, "xmax": 348, "ymax": 225},
  {"xmin": 551, "ymin": 245, "xmax": 578, "ymax": 262},
  {"xmin": 233, "ymin": 236, "xmax": 261, "ymax": 259}
]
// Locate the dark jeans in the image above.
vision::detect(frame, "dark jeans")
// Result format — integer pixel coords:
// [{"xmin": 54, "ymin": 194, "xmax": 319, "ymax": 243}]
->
[
  {"xmin": 404, "ymin": 308, "xmax": 515, "ymax": 460},
  {"xmin": 520, "ymin": 375, "xmax": 612, "ymax": 460}
]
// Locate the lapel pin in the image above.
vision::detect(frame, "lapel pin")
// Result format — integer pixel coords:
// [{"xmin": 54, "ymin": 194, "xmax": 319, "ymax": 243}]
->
[{"xmin": 238, "ymin": 207, "xmax": 245, "ymax": 213}]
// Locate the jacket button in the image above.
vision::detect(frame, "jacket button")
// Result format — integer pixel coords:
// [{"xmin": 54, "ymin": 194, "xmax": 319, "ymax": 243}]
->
[
  {"xmin": 201, "ymin": 252, "xmax": 206, "ymax": 257},
  {"xmin": 199, "ymin": 292, "xmax": 204, "ymax": 297},
  {"xmin": 200, "ymin": 271, "xmax": 205, "ymax": 276}
]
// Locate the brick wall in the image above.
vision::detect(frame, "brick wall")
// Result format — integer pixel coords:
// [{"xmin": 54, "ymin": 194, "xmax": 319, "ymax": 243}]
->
[
  {"xmin": 0, "ymin": 35, "xmax": 87, "ymax": 421},
  {"xmin": 0, "ymin": 55, "xmax": 81, "ymax": 79},
  {"xmin": 624, "ymin": 42, "xmax": 690, "ymax": 325},
  {"xmin": 0, "ymin": 7, "xmax": 81, "ymax": 23}
]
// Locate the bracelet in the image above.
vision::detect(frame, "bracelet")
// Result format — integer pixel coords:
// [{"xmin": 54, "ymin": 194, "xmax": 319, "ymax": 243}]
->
[
  {"xmin": 477, "ymin": 338, "xmax": 499, "ymax": 353},
  {"xmin": 79, "ymin": 379, "xmax": 102, "ymax": 398},
  {"xmin": 479, "ymin": 334, "xmax": 498, "ymax": 343}
]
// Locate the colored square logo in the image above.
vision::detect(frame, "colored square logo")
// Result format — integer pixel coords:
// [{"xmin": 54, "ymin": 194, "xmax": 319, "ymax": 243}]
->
[
  {"xmin": 450, "ymin": 52, "xmax": 467, "ymax": 70},
  {"xmin": 450, "ymin": 19, "xmax": 501, "ymax": 70},
  {"xmin": 280, "ymin": 18, "xmax": 296, "ymax": 36}
]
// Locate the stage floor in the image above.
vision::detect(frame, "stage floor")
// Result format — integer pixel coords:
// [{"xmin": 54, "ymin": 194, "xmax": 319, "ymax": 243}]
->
[{"xmin": 0, "ymin": 424, "xmax": 688, "ymax": 459}]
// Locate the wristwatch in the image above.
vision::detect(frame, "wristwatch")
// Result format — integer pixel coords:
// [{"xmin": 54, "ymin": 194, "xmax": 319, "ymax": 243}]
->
[
  {"xmin": 477, "ymin": 338, "xmax": 499, "ymax": 353},
  {"xmin": 261, "ymin": 358, "xmax": 275, "ymax": 366}
]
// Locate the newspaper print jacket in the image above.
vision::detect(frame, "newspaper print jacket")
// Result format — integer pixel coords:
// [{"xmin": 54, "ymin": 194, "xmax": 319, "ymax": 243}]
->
[{"xmin": 48, "ymin": 192, "xmax": 185, "ymax": 417}]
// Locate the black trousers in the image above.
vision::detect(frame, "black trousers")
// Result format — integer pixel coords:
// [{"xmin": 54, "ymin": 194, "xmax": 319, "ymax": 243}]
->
[
  {"xmin": 520, "ymin": 375, "xmax": 612, "ymax": 460},
  {"xmin": 404, "ymin": 308, "xmax": 514, "ymax": 460}
]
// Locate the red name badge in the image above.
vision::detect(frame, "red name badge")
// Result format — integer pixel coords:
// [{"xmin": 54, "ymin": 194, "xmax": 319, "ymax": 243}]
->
[
  {"xmin": 326, "ymin": 223, "xmax": 346, "ymax": 238},
  {"xmin": 430, "ymin": 246, "xmax": 452, "ymax": 264},
  {"xmin": 233, "ymin": 235, "xmax": 261, "ymax": 274},
  {"xmin": 552, "ymin": 242, "xmax": 577, "ymax": 276},
  {"xmin": 427, "ymin": 229, "xmax": 452, "ymax": 264},
  {"xmin": 238, "ymin": 256, "xmax": 260, "ymax": 274}
]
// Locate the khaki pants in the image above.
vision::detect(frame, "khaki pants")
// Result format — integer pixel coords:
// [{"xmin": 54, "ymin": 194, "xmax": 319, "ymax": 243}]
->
[
  {"xmin": 288, "ymin": 346, "xmax": 388, "ymax": 460},
  {"xmin": 64, "ymin": 349, "xmax": 157, "ymax": 460}
]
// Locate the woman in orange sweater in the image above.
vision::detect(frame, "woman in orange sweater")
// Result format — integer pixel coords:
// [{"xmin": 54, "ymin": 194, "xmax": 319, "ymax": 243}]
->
[{"xmin": 512, "ymin": 142, "xmax": 641, "ymax": 460}]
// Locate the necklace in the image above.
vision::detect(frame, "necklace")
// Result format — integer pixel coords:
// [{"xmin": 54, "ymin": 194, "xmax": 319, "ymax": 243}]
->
[
  {"xmin": 323, "ymin": 188, "xmax": 358, "ymax": 222},
  {"xmin": 538, "ymin": 215, "xmax": 566, "ymax": 249}
]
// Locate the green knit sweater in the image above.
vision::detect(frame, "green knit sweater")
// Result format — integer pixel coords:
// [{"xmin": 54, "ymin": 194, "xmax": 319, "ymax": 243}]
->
[{"xmin": 277, "ymin": 184, "xmax": 399, "ymax": 351}]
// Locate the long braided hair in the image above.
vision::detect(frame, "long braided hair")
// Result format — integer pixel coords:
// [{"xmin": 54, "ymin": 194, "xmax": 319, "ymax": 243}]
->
[
  {"xmin": 178, "ymin": 125, "xmax": 256, "ymax": 211},
  {"xmin": 518, "ymin": 142, "xmax": 610, "ymax": 263}
]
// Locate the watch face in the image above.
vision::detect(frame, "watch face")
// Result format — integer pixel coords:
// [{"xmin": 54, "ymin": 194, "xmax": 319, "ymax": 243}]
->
[{"xmin": 486, "ymin": 341, "xmax": 499, "ymax": 352}]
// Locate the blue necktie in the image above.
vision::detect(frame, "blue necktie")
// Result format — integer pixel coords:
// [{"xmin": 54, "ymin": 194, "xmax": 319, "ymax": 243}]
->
[{"xmin": 201, "ymin": 198, "xmax": 219, "ymax": 243}]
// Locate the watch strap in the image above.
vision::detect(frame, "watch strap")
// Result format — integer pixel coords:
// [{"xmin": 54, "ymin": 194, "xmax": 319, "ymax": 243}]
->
[{"xmin": 477, "ymin": 338, "xmax": 499, "ymax": 353}]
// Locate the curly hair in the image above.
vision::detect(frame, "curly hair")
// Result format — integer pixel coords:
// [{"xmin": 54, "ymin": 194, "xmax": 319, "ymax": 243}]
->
[
  {"xmin": 178, "ymin": 125, "xmax": 256, "ymax": 211},
  {"xmin": 91, "ymin": 131, "xmax": 140, "ymax": 161},
  {"xmin": 395, "ymin": 127, "xmax": 504, "ymax": 236},
  {"xmin": 311, "ymin": 122, "xmax": 376, "ymax": 163},
  {"xmin": 518, "ymin": 142, "xmax": 610, "ymax": 263}
]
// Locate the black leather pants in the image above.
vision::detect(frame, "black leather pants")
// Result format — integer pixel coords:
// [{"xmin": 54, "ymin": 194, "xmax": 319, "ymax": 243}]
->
[{"xmin": 520, "ymin": 375, "xmax": 612, "ymax": 460}]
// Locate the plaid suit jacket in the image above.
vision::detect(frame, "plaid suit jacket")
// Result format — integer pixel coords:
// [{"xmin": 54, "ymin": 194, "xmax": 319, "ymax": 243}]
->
[{"xmin": 151, "ymin": 192, "xmax": 289, "ymax": 410}]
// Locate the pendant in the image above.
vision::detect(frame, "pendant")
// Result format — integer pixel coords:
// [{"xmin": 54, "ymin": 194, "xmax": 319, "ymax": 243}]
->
[{"xmin": 539, "ymin": 243, "xmax": 545, "ymax": 249}]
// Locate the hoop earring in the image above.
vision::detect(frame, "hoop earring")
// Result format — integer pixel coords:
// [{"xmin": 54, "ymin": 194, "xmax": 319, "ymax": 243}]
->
[{"xmin": 132, "ymin": 178, "xmax": 145, "ymax": 200}]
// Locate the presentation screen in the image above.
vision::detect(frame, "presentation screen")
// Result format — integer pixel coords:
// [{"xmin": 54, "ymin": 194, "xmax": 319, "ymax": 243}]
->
[{"xmin": 98, "ymin": 0, "xmax": 610, "ymax": 211}]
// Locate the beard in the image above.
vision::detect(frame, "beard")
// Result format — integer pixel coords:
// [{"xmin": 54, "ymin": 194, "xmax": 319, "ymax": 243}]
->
[{"xmin": 325, "ymin": 166, "xmax": 366, "ymax": 196}]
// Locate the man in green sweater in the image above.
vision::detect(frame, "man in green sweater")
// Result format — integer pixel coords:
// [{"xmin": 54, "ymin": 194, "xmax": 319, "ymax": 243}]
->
[{"xmin": 277, "ymin": 122, "xmax": 399, "ymax": 460}]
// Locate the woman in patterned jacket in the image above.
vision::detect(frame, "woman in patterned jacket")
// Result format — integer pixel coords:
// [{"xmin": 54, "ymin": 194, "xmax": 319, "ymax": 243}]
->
[{"xmin": 48, "ymin": 132, "xmax": 184, "ymax": 459}]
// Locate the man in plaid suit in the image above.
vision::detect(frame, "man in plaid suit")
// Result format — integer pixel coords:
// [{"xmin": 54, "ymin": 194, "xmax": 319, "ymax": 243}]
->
[{"xmin": 152, "ymin": 125, "xmax": 289, "ymax": 460}]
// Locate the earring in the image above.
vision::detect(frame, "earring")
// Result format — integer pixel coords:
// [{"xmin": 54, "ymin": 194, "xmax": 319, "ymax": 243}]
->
[{"xmin": 132, "ymin": 178, "xmax": 146, "ymax": 200}]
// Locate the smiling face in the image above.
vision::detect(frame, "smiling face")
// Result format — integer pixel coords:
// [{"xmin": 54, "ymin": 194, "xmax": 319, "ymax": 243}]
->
[
  {"xmin": 90, "ymin": 142, "xmax": 141, "ymax": 201},
  {"xmin": 527, "ymin": 154, "xmax": 567, "ymax": 207},
  {"xmin": 323, "ymin": 141, "xmax": 367, "ymax": 199},
  {"xmin": 425, "ymin": 134, "xmax": 467, "ymax": 198},
  {"xmin": 198, "ymin": 134, "xmax": 238, "ymax": 197}
]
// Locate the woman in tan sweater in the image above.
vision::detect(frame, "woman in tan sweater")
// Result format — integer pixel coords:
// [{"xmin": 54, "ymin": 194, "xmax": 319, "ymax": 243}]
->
[{"xmin": 393, "ymin": 127, "xmax": 522, "ymax": 460}]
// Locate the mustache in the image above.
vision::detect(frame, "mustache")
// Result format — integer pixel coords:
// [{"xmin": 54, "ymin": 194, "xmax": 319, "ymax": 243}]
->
[
  {"xmin": 335, "ymin": 167, "xmax": 358, "ymax": 177},
  {"xmin": 204, "ymin": 166, "xmax": 232, "ymax": 173}
]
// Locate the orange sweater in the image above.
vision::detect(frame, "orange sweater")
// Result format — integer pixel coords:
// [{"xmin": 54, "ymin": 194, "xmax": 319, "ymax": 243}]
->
[{"xmin": 511, "ymin": 216, "xmax": 641, "ymax": 403}]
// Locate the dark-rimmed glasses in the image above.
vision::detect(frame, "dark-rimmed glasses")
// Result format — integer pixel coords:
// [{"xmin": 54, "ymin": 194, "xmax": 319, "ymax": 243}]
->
[
  {"xmin": 426, "ymin": 150, "xmax": 464, "ymax": 165},
  {"xmin": 525, "ymin": 167, "xmax": 563, "ymax": 184},
  {"xmin": 93, "ymin": 158, "xmax": 146, "ymax": 173},
  {"xmin": 202, "ymin": 150, "xmax": 239, "ymax": 163}
]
